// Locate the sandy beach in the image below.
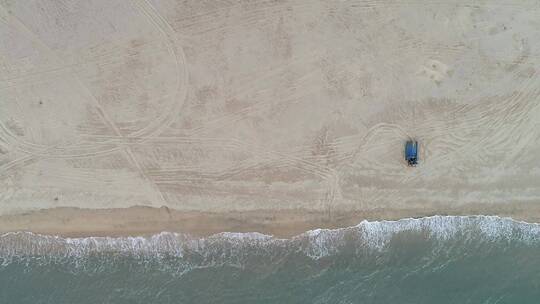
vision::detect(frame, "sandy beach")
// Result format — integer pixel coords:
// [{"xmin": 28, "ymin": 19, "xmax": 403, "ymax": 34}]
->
[
  {"xmin": 1, "ymin": 0, "xmax": 540, "ymax": 238},
  {"xmin": 2, "ymin": 203, "xmax": 540, "ymax": 238}
]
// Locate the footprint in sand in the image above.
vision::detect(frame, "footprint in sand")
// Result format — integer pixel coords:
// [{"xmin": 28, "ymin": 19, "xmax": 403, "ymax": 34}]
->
[{"xmin": 418, "ymin": 59, "xmax": 453, "ymax": 85}]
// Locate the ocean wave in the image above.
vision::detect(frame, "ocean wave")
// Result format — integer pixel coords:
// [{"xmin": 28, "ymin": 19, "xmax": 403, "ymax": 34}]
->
[{"xmin": 1, "ymin": 215, "xmax": 539, "ymax": 262}]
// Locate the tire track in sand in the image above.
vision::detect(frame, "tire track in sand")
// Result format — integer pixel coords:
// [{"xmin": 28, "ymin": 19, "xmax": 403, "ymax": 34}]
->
[{"xmin": 0, "ymin": 1, "xmax": 188, "ymax": 158}]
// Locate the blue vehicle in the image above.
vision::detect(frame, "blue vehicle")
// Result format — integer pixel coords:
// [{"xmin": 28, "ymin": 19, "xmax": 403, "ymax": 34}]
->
[{"xmin": 405, "ymin": 140, "xmax": 418, "ymax": 166}]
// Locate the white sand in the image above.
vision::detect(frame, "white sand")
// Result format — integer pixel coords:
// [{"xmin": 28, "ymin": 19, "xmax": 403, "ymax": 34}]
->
[{"xmin": 1, "ymin": 0, "xmax": 540, "ymax": 235}]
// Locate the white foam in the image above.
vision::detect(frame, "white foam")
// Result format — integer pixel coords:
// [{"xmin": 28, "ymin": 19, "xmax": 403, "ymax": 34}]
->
[
  {"xmin": 301, "ymin": 215, "xmax": 540, "ymax": 257},
  {"xmin": 1, "ymin": 216, "xmax": 539, "ymax": 261}
]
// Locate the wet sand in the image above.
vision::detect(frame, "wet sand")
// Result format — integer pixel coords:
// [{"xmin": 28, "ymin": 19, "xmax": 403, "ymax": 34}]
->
[
  {"xmin": 2, "ymin": 202, "xmax": 540, "ymax": 238},
  {"xmin": 1, "ymin": 0, "xmax": 540, "ymax": 237}
]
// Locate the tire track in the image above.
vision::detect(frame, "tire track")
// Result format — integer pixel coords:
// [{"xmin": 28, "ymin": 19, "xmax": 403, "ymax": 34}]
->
[
  {"xmin": 0, "ymin": 1, "xmax": 188, "ymax": 158},
  {"xmin": 128, "ymin": 0, "xmax": 188, "ymax": 142},
  {"xmin": 0, "ymin": 2, "xmax": 185, "ymax": 205},
  {"xmin": 0, "ymin": 37, "xmax": 165, "ymax": 91}
]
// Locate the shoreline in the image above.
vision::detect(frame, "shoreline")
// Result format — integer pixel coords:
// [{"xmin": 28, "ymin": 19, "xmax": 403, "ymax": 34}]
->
[
  {"xmin": 2, "ymin": 202, "xmax": 540, "ymax": 238},
  {"xmin": 2, "ymin": 1, "xmax": 540, "ymax": 245}
]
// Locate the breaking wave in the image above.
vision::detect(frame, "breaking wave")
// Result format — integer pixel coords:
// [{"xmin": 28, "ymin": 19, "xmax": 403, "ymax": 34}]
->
[
  {"xmin": 2, "ymin": 215, "xmax": 540, "ymax": 303},
  {"xmin": 1, "ymin": 215, "xmax": 539, "ymax": 264}
]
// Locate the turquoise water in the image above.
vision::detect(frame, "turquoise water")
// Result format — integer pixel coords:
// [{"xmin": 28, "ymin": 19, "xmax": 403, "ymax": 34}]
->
[{"xmin": 1, "ymin": 216, "xmax": 540, "ymax": 303}]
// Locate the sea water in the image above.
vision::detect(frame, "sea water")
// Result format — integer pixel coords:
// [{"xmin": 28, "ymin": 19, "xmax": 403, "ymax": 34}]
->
[{"xmin": 1, "ymin": 216, "xmax": 540, "ymax": 303}]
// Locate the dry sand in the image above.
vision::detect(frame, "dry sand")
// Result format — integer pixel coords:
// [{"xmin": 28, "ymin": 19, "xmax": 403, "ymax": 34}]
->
[{"xmin": 1, "ymin": 0, "xmax": 540, "ymax": 237}]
